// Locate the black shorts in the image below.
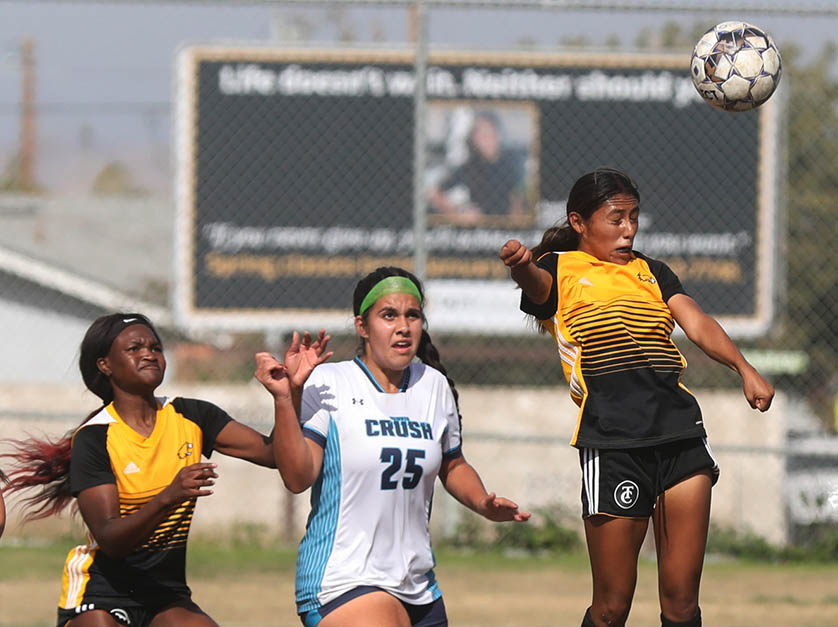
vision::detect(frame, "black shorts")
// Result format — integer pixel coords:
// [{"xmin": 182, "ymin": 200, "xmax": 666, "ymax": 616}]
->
[
  {"xmin": 56, "ymin": 594, "xmax": 193, "ymax": 627},
  {"xmin": 579, "ymin": 437, "xmax": 720, "ymax": 518},
  {"xmin": 299, "ymin": 587, "xmax": 447, "ymax": 627}
]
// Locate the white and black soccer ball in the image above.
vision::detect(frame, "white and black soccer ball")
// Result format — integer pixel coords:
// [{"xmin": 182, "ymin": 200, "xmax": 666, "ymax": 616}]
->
[{"xmin": 690, "ymin": 21, "xmax": 782, "ymax": 112}]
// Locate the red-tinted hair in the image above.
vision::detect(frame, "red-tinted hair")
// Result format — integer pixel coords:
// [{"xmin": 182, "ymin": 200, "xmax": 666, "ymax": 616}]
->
[{"xmin": 0, "ymin": 433, "xmax": 74, "ymax": 521}]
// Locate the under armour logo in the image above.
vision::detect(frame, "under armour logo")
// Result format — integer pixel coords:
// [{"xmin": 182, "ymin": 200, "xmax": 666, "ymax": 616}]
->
[
  {"xmin": 352, "ymin": 398, "xmax": 364, "ymax": 405},
  {"xmin": 110, "ymin": 608, "xmax": 131, "ymax": 624},
  {"xmin": 178, "ymin": 442, "xmax": 194, "ymax": 459},
  {"xmin": 637, "ymin": 272, "xmax": 657, "ymax": 284},
  {"xmin": 614, "ymin": 480, "xmax": 640, "ymax": 510}
]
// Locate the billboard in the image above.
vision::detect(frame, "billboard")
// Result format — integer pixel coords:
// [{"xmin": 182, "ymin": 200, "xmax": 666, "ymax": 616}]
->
[{"xmin": 174, "ymin": 47, "xmax": 779, "ymax": 335}]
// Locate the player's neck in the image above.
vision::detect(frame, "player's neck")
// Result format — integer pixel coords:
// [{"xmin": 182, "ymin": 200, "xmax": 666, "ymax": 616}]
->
[
  {"xmin": 359, "ymin": 355, "xmax": 406, "ymax": 393},
  {"xmin": 111, "ymin": 391, "xmax": 159, "ymax": 435}
]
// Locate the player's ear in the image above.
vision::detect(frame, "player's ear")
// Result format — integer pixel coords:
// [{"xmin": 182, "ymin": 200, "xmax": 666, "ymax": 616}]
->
[
  {"xmin": 354, "ymin": 315, "xmax": 368, "ymax": 339},
  {"xmin": 96, "ymin": 357, "xmax": 112, "ymax": 377},
  {"xmin": 568, "ymin": 211, "xmax": 586, "ymax": 235}
]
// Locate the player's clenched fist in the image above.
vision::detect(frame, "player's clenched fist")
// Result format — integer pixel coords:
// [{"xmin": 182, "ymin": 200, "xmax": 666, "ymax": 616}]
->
[
  {"xmin": 499, "ymin": 239, "xmax": 532, "ymax": 268},
  {"xmin": 254, "ymin": 351, "xmax": 292, "ymax": 400}
]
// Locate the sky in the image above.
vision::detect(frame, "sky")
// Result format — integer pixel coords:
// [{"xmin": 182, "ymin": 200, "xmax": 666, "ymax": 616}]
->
[{"xmin": 0, "ymin": 2, "xmax": 835, "ymax": 194}]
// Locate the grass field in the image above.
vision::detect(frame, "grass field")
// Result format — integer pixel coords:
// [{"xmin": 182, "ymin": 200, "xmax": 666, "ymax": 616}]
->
[{"xmin": 2, "ymin": 539, "xmax": 837, "ymax": 626}]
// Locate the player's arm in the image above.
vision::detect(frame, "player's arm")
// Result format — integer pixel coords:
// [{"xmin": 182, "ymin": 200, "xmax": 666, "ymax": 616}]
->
[
  {"xmin": 77, "ymin": 462, "xmax": 218, "ymax": 557},
  {"xmin": 499, "ymin": 239, "xmax": 553, "ymax": 304},
  {"xmin": 668, "ymin": 293, "xmax": 774, "ymax": 412},
  {"xmin": 267, "ymin": 388, "xmax": 324, "ymax": 494},
  {"xmin": 213, "ymin": 422, "xmax": 276, "ymax": 468},
  {"xmin": 439, "ymin": 455, "xmax": 530, "ymax": 523},
  {"xmin": 173, "ymin": 398, "xmax": 276, "ymax": 468}
]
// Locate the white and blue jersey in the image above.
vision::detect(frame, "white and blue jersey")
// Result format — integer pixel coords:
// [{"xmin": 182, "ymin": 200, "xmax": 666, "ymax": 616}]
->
[{"xmin": 296, "ymin": 357, "xmax": 463, "ymax": 617}]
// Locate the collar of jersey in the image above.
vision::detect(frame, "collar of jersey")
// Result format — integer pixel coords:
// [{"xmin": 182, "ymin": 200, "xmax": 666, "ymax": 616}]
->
[
  {"xmin": 353, "ymin": 355, "xmax": 411, "ymax": 393},
  {"xmin": 105, "ymin": 399, "xmax": 166, "ymax": 446},
  {"xmin": 569, "ymin": 249, "xmax": 637, "ymax": 266}
]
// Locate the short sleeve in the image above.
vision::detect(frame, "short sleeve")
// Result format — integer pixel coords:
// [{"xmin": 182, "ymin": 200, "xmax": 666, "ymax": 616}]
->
[
  {"xmin": 70, "ymin": 425, "xmax": 115, "ymax": 496},
  {"xmin": 300, "ymin": 368, "xmax": 332, "ymax": 449},
  {"xmin": 440, "ymin": 380, "xmax": 463, "ymax": 460},
  {"xmin": 636, "ymin": 252, "xmax": 688, "ymax": 303},
  {"xmin": 171, "ymin": 398, "xmax": 234, "ymax": 457},
  {"xmin": 520, "ymin": 252, "xmax": 559, "ymax": 320}
]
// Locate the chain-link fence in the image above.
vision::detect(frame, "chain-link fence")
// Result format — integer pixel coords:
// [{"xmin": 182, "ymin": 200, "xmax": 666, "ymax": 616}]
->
[{"xmin": 0, "ymin": 1, "xmax": 836, "ymax": 545}]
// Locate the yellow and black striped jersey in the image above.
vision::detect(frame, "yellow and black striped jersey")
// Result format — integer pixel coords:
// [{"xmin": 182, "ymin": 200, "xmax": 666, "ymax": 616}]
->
[
  {"xmin": 522, "ymin": 250, "xmax": 705, "ymax": 450},
  {"xmin": 59, "ymin": 397, "xmax": 231, "ymax": 609}
]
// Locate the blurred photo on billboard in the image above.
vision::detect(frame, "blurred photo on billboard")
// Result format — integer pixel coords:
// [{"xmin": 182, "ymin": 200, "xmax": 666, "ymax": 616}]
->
[{"xmin": 426, "ymin": 101, "xmax": 539, "ymax": 228}]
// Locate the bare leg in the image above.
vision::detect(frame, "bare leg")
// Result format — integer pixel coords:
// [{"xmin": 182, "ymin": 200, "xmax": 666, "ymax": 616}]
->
[
  {"xmin": 584, "ymin": 515, "xmax": 649, "ymax": 626},
  {"xmin": 150, "ymin": 600, "xmax": 219, "ymax": 627},
  {"xmin": 67, "ymin": 612, "xmax": 120, "ymax": 626},
  {"xmin": 653, "ymin": 470, "xmax": 712, "ymax": 623}
]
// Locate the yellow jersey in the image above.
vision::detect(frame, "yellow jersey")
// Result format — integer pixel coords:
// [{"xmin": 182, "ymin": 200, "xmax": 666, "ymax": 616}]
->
[
  {"xmin": 521, "ymin": 250, "xmax": 705, "ymax": 449},
  {"xmin": 59, "ymin": 397, "xmax": 231, "ymax": 609}
]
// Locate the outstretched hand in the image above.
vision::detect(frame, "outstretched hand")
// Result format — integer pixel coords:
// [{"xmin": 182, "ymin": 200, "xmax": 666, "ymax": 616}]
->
[
  {"xmin": 254, "ymin": 330, "xmax": 333, "ymax": 399},
  {"xmin": 477, "ymin": 492, "xmax": 531, "ymax": 523},
  {"xmin": 285, "ymin": 330, "xmax": 333, "ymax": 389}
]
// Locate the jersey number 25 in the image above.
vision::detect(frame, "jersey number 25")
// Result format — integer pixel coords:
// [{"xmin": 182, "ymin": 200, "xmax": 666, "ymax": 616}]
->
[{"xmin": 380, "ymin": 447, "xmax": 425, "ymax": 490}]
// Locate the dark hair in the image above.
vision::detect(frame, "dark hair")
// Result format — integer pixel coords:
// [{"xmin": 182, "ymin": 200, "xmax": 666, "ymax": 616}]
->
[
  {"xmin": 354, "ymin": 267, "xmax": 462, "ymax": 427},
  {"xmin": 531, "ymin": 167, "xmax": 640, "ymax": 258},
  {"xmin": 0, "ymin": 312, "xmax": 161, "ymax": 521}
]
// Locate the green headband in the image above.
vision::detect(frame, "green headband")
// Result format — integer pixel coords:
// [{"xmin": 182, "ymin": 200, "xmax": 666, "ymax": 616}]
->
[{"xmin": 359, "ymin": 276, "xmax": 423, "ymax": 315}]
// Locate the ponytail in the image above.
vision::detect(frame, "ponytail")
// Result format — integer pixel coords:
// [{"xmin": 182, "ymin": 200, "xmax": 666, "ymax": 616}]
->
[
  {"xmin": 0, "ymin": 430, "xmax": 75, "ymax": 521},
  {"xmin": 530, "ymin": 224, "xmax": 579, "ymax": 258}
]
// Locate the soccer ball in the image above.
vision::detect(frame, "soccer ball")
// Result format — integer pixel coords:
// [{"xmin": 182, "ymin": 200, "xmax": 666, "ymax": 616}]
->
[{"xmin": 690, "ymin": 21, "xmax": 782, "ymax": 112}]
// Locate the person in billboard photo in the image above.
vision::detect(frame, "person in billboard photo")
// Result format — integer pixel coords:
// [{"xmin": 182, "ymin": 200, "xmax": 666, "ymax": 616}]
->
[
  {"xmin": 428, "ymin": 107, "xmax": 531, "ymax": 226},
  {"xmin": 254, "ymin": 266, "xmax": 530, "ymax": 627},
  {"xmin": 499, "ymin": 168, "xmax": 774, "ymax": 627},
  {"xmin": 0, "ymin": 312, "xmax": 323, "ymax": 627}
]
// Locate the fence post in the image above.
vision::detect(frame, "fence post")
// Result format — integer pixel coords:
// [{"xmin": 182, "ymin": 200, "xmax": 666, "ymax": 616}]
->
[{"xmin": 411, "ymin": 0, "xmax": 429, "ymax": 282}]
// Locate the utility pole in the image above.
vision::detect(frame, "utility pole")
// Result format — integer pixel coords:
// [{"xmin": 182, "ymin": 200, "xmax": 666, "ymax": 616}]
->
[
  {"xmin": 407, "ymin": 4, "xmax": 417, "ymax": 44},
  {"xmin": 20, "ymin": 36, "xmax": 36, "ymax": 191}
]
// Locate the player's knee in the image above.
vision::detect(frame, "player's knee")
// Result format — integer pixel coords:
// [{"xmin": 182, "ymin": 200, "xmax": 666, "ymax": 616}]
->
[
  {"xmin": 589, "ymin": 599, "xmax": 632, "ymax": 626},
  {"xmin": 659, "ymin": 587, "xmax": 699, "ymax": 619},
  {"xmin": 661, "ymin": 606, "xmax": 701, "ymax": 626}
]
